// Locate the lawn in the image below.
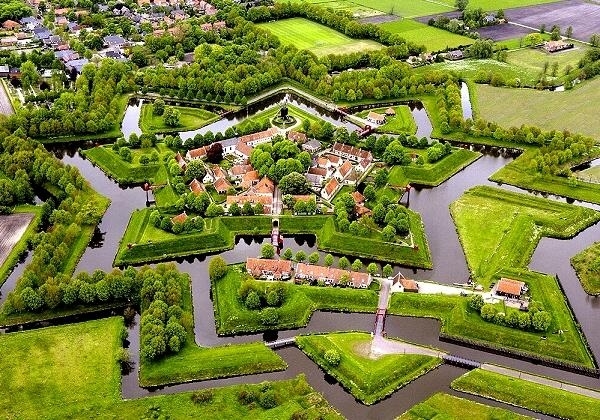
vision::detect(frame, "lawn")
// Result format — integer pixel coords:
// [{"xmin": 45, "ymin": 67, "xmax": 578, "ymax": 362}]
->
[
  {"xmin": 451, "ymin": 185, "xmax": 600, "ymax": 280},
  {"xmin": 489, "ymin": 150, "xmax": 600, "ymax": 205},
  {"xmin": 275, "ymin": 0, "xmax": 385, "ymax": 18},
  {"xmin": 388, "ymin": 147, "xmax": 481, "ymax": 187},
  {"xmin": 571, "ymin": 242, "xmax": 600, "ymax": 296},
  {"xmin": 0, "ymin": 317, "xmax": 340, "ymax": 419},
  {"xmin": 235, "ymin": 103, "xmax": 324, "ymax": 134},
  {"xmin": 578, "ymin": 165, "xmax": 600, "ymax": 183},
  {"xmin": 116, "ymin": 212, "xmax": 433, "ymax": 268},
  {"xmin": 82, "ymin": 145, "xmax": 166, "ymax": 184},
  {"xmin": 140, "ymin": 270, "xmax": 287, "ymax": 386},
  {"xmin": 452, "ymin": 368, "xmax": 600, "ymax": 420},
  {"xmin": 398, "ymin": 392, "xmax": 531, "ymax": 420},
  {"xmin": 140, "ymin": 104, "xmax": 219, "ymax": 134},
  {"xmin": 506, "ymin": 45, "xmax": 588, "ymax": 80},
  {"xmin": 353, "ymin": 0, "xmax": 452, "ymax": 17},
  {"xmin": 356, "ymin": 105, "xmax": 417, "ymax": 134},
  {"xmin": 212, "ymin": 265, "xmax": 379, "ymax": 335},
  {"xmin": 258, "ymin": 18, "xmax": 383, "ymax": 57},
  {"xmin": 475, "ymin": 78, "xmax": 600, "ymax": 139},
  {"xmin": 297, "ymin": 332, "xmax": 441, "ymax": 404},
  {"xmin": 380, "ymin": 19, "xmax": 473, "ymax": 52}
]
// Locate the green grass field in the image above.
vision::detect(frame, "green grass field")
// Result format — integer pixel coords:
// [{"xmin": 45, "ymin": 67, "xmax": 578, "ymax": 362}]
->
[
  {"xmin": 381, "ymin": 19, "xmax": 473, "ymax": 52},
  {"xmin": 388, "ymin": 148, "xmax": 481, "ymax": 187},
  {"xmin": 475, "ymin": 78, "xmax": 600, "ymax": 139},
  {"xmin": 506, "ymin": 45, "xmax": 588, "ymax": 80},
  {"xmin": 140, "ymin": 104, "xmax": 219, "ymax": 134},
  {"xmin": 258, "ymin": 18, "xmax": 383, "ymax": 56},
  {"xmin": 356, "ymin": 105, "xmax": 417, "ymax": 134},
  {"xmin": 489, "ymin": 150, "xmax": 600, "ymax": 205},
  {"xmin": 213, "ymin": 265, "xmax": 379, "ymax": 334},
  {"xmin": 352, "ymin": 0, "xmax": 452, "ymax": 17},
  {"xmin": 571, "ymin": 242, "xmax": 600, "ymax": 296},
  {"xmin": 235, "ymin": 103, "xmax": 324, "ymax": 133},
  {"xmin": 398, "ymin": 392, "xmax": 531, "ymax": 420},
  {"xmin": 297, "ymin": 332, "xmax": 441, "ymax": 404},
  {"xmin": 452, "ymin": 369, "xmax": 600, "ymax": 420},
  {"xmin": 0, "ymin": 316, "xmax": 340, "ymax": 418},
  {"xmin": 451, "ymin": 185, "xmax": 600, "ymax": 280},
  {"xmin": 578, "ymin": 165, "xmax": 600, "ymax": 183}
]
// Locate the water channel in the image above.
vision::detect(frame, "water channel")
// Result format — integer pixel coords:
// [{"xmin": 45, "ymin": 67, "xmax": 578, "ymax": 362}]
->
[{"xmin": 2, "ymin": 92, "xmax": 600, "ymax": 419}]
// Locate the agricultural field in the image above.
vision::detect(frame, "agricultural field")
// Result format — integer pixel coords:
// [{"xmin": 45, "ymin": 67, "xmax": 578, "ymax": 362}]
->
[
  {"xmin": 380, "ymin": 19, "xmax": 473, "ymax": 52},
  {"xmin": 276, "ymin": 0, "xmax": 451, "ymax": 17},
  {"xmin": 452, "ymin": 368, "xmax": 600, "ymax": 420},
  {"xmin": 505, "ymin": 44, "xmax": 588, "ymax": 81},
  {"xmin": 297, "ymin": 332, "xmax": 441, "ymax": 404},
  {"xmin": 139, "ymin": 104, "xmax": 219, "ymax": 134},
  {"xmin": 398, "ymin": 392, "xmax": 531, "ymax": 420},
  {"xmin": 258, "ymin": 18, "xmax": 383, "ymax": 56},
  {"xmin": 0, "ymin": 211, "xmax": 35, "ymax": 278},
  {"xmin": 475, "ymin": 78, "xmax": 600, "ymax": 138}
]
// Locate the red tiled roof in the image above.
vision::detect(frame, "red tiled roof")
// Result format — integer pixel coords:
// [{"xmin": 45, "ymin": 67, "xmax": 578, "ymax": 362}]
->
[
  {"xmin": 214, "ymin": 177, "xmax": 232, "ymax": 193},
  {"xmin": 308, "ymin": 167, "xmax": 326, "ymax": 176},
  {"xmin": 385, "ymin": 107, "xmax": 396, "ymax": 115},
  {"xmin": 338, "ymin": 160, "xmax": 353, "ymax": 178},
  {"xmin": 240, "ymin": 127, "xmax": 278, "ymax": 144},
  {"xmin": 292, "ymin": 195, "xmax": 313, "ymax": 202},
  {"xmin": 324, "ymin": 178, "xmax": 339, "ymax": 196},
  {"xmin": 295, "ymin": 263, "xmax": 370, "ymax": 287},
  {"xmin": 231, "ymin": 164, "xmax": 253, "ymax": 176},
  {"xmin": 497, "ymin": 278, "xmax": 525, "ymax": 296},
  {"xmin": 367, "ymin": 111, "xmax": 385, "ymax": 123},
  {"xmin": 227, "ymin": 194, "xmax": 272, "ymax": 210},
  {"xmin": 189, "ymin": 179, "xmax": 205, "ymax": 195},
  {"xmin": 288, "ymin": 131, "xmax": 307, "ymax": 143},
  {"xmin": 240, "ymin": 170, "xmax": 260, "ymax": 189},
  {"xmin": 246, "ymin": 257, "xmax": 292, "ymax": 278},
  {"xmin": 171, "ymin": 212, "xmax": 188, "ymax": 224},
  {"xmin": 332, "ymin": 142, "xmax": 372, "ymax": 161},
  {"xmin": 252, "ymin": 177, "xmax": 275, "ymax": 195},
  {"xmin": 235, "ymin": 141, "xmax": 252, "ymax": 157},
  {"xmin": 400, "ymin": 278, "xmax": 419, "ymax": 291},
  {"xmin": 351, "ymin": 191, "xmax": 365, "ymax": 204},
  {"xmin": 187, "ymin": 146, "xmax": 207, "ymax": 159}
]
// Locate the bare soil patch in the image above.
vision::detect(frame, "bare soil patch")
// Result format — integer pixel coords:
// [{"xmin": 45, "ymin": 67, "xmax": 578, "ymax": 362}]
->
[
  {"xmin": 359, "ymin": 14, "xmax": 400, "ymax": 25},
  {"xmin": 0, "ymin": 213, "xmax": 34, "ymax": 266}
]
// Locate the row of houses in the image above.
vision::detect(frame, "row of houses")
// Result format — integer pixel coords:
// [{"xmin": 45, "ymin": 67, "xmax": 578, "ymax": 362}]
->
[{"xmin": 246, "ymin": 258, "xmax": 372, "ymax": 288}]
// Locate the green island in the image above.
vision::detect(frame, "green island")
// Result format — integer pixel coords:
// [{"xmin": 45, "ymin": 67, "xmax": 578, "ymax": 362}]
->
[
  {"xmin": 297, "ymin": 332, "xmax": 441, "ymax": 404},
  {"xmin": 571, "ymin": 242, "xmax": 600, "ymax": 295},
  {"xmin": 140, "ymin": 103, "xmax": 219, "ymax": 134},
  {"xmin": 398, "ymin": 392, "xmax": 531, "ymax": 420},
  {"xmin": 452, "ymin": 368, "xmax": 600, "ymax": 420},
  {"xmin": 2, "ymin": 0, "xmax": 600, "ymax": 416}
]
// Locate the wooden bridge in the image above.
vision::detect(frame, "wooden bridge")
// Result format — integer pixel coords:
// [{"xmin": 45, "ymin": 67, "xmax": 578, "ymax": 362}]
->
[
  {"xmin": 265, "ymin": 337, "xmax": 296, "ymax": 349},
  {"xmin": 443, "ymin": 354, "xmax": 481, "ymax": 369}
]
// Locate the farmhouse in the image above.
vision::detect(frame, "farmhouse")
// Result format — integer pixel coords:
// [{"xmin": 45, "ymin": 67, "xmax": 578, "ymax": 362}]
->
[
  {"xmin": 366, "ymin": 111, "xmax": 386, "ymax": 125},
  {"xmin": 542, "ymin": 40, "xmax": 574, "ymax": 53},
  {"xmin": 246, "ymin": 257, "xmax": 292, "ymax": 280},
  {"xmin": 213, "ymin": 177, "xmax": 232, "ymax": 194},
  {"xmin": 495, "ymin": 278, "xmax": 526, "ymax": 299},
  {"xmin": 295, "ymin": 263, "xmax": 371, "ymax": 288},
  {"xmin": 226, "ymin": 194, "xmax": 272, "ymax": 213}
]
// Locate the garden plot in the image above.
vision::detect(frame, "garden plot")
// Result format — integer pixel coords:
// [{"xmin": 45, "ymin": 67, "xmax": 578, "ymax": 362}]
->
[{"xmin": 0, "ymin": 213, "xmax": 34, "ymax": 266}]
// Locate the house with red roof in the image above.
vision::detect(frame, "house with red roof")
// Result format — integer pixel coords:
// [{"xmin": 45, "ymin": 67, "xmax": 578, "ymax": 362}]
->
[
  {"xmin": 321, "ymin": 177, "xmax": 340, "ymax": 200},
  {"xmin": 246, "ymin": 257, "xmax": 292, "ymax": 280},
  {"xmin": 295, "ymin": 263, "xmax": 371, "ymax": 288},
  {"xmin": 189, "ymin": 178, "xmax": 205, "ymax": 195},
  {"xmin": 213, "ymin": 177, "xmax": 232, "ymax": 194}
]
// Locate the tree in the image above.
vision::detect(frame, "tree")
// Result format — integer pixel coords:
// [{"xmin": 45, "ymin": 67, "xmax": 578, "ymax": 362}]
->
[
  {"xmin": 591, "ymin": 33, "xmax": 600, "ymax": 47},
  {"xmin": 266, "ymin": 290, "xmax": 280, "ymax": 307},
  {"xmin": 383, "ymin": 140, "xmax": 410, "ymax": 165},
  {"xmin": 294, "ymin": 250, "xmax": 306, "ymax": 262},
  {"xmin": 245, "ymin": 291, "xmax": 261, "ymax": 309},
  {"xmin": 209, "ymin": 256, "xmax": 228, "ymax": 281},
  {"xmin": 531, "ymin": 310, "xmax": 551, "ymax": 331},
  {"xmin": 382, "ymin": 225, "xmax": 396, "ymax": 242},
  {"xmin": 279, "ymin": 172, "xmax": 310, "ymax": 195},
  {"xmin": 324, "ymin": 254, "xmax": 334, "ymax": 267},
  {"xmin": 261, "ymin": 243, "xmax": 275, "ymax": 259},
  {"xmin": 282, "ymin": 248, "xmax": 293, "ymax": 260},
  {"xmin": 163, "ymin": 106, "xmax": 181, "ymax": 127},
  {"xmin": 206, "ymin": 143, "xmax": 223, "ymax": 163},
  {"xmin": 308, "ymin": 252, "xmax": 320, "ymax": 265},
  {"xmin": 153, "ymin": 99, "xmax": 165, "ymax": 116},
  {"xmin": 550, "ymin": 25, "xmax": 561, "ymax": 41},
  {"xmin": 480, "ymin": 304, "xmax": 497, "ymax": 321},
  {"xmin": 383, "ymin": 264, "xmax": 393, "ymax": 278},
  {"xmin": 565, "ymin": 26, "xmax": 573, "ymax": 38},
  {"xmin": 185, "ymin": 160, "xmax": 206, "ymax": 181},
  {"xmin": 324, "ymin": 349, "xmax": 341, "ymax": 366},
  {"xmin": 467, "ymin": 39, "xmax": 495, "ymax": 59},
  {"xmin": 374, "ymin": 168, "xmax": 389, "ymax": 187},
  {"xmin": 351, "ymin": 259, "xmax": 363, "ymax": 272},
  {"xmin": 338, "ymin": 256, "xmax": 350, "ymax": 270},
  {"xmin": 455, "ymin": 0, "xmax": 468, "ymax": 11},
  {"xmin": 20, "ymin": 61, "xmax": 40, "ymax": 89},
  {"xmin": 468, "ymin": 294, "xmax": 484, "ymax": 311},
  {"xmin": 229, "ymin": 202, "xmax": 241, "ymax": 216},
  {"xmin": 363, "ymin": 185, "xmax": 376, "ymax": 202},
  {"xmin": 367, "ymin": 262, "xmax": 378, "ymax": 276}
]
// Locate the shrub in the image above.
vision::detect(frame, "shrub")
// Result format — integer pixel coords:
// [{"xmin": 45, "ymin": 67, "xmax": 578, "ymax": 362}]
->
[
  {"xmin": 208, "ymin": 256, "xmax": 228, "ymax": 281},
  {"xmin": 266, "ymin": 290, "xmax": 281, "ymax": 307},
  {"xmin": 468, "ymin": 294, "xmax": 484, "ymax": 311},
  {"xmin": 531, "ymin": 310, "xmax": 551, "ymax": 331},
  {"xmin": 258, "ymin": 390, "xmax": 278, "ymax": 409},
  {"xmin": 480, "ymin": 303, "xmax": 497, "ymax": 321},
  {"xmin": 260, "ymin": 307, "xmax": 279, "ymax": 325},
  {"xmin": 191, "ymin": 389, "xmax": 214, "ymax": 404},
  {"xmin": 238, "ymin": 388, "xmax": 258, "ymax": 405},
  {"xmin": 245, "ymin": 291, "xmax": 262, "ymax": 310},
  {"xmin": 324, "ymin": 349, "xmax": 341, "ymax": 366}
]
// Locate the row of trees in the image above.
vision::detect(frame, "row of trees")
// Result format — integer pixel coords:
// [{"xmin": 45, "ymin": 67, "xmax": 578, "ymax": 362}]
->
[{"xmin": 469, "ymin": 294, "xmax": 551, "ymax": 332}]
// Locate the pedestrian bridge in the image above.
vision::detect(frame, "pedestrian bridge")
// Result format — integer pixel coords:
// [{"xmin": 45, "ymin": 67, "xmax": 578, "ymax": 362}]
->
[
  {"xmin": 443, "ymin": 354, "xmax": 481, "ymax": 369},
  {"xmin": 265, "ymin": 337, "xmax": 296, "ymax": 349}
]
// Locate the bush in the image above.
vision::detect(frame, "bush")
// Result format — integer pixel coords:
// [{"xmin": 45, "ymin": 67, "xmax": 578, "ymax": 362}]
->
[
  {"xmin": 480, "ymin": 303, "xmax": 497, "ymax": 321},
  {"xmin": 245, "ymin": 290, "xmax": 262, "ymax": 310},
  {"xmin": 260, "ymin": 307, "xmax": 279, "ymax": 325},
  {"xmin": 191, "ymin": 389, "xmax": 214, "ymax": 404},
  {"xmin": 238, "ymin": 388, "xmax": 258, "ymax": 405},
  {"xmin": 258, "ymin": 390, "xmax": 278, "ymax": 409},
  {"xmin": 208, "ymin": 256, "xmax": 228, "ymax": 281},
  {"xmin": 266, "ymin": 290, "xmax": 281, "ymax": 307},
  {"xmin": 261, "ymin": 243, "xmax": 275, "ymax": 259},
  {"xmin": 531, "ymin": 310, "xmax": 551, "ymax": 331},
  {"xmin": 468, "ymin": 294, "xmax": 484, "ymax": 311},
  {"xmin": 324, "ymin": 349, "xmax": 341, "ymax": 366}
]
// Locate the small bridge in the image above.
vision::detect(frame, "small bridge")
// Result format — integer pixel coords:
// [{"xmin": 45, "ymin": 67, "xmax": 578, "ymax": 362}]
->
[
  {"xmin": 443, "ymin": 354, "xmax": 481, "ymax": 369},
  {"xmin": 373, "ymin": 308, "xmax": 386, "ymax": 337},
  {"xmin": 265, "ymin": 337, "xmax": 296, "ymax": 349},
  {"xmin": 271, "ymin": 218, "xmax": 280, "ymax": 247}
]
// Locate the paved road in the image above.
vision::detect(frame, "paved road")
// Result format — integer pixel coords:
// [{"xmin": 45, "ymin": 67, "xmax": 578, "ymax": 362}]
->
[
  {"xmin": 0, "ymin": 81, "xmax": 14, "ymax": 116},
  {"xmin": 272, "ymin": 185, "xmax": 282, "ymax": 215},
  {"xmin": 482, "ymin": 364, "xmax": 600, "ymax": 399}
]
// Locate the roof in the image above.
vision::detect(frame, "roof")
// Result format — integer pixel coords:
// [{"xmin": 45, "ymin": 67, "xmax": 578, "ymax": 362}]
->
[
  {"xmin": 252, "ymin": 177, "xmax": 275, "ymax": 195},
  {"xmin": 351, "ymin": 191, "xmax": 365, "ymax": 204},
  {"xmin": 246, "ymin": 258, "xmax": 292, "ymax": 278},
  {"xmin": 400, "ymin": 278, "xmax": 419, "ymax": 291},
  {"xmin": 288, "ymin": 130, "xmax": 307, "ymax": 143},
  {"xmin": 292, "ymin": 195, "xmax": 313, "ymax": 202},
  {"xmin": 497, "ymin": 278, "xmax": 525, "ymax": 296},
  {"xmin": 104, "ymin": 35, "xmax": 126, "ymax": 45},
  {"xmin": 367, "ymin": 111, "xmax": 385, "ymax": 123},
  {"xmin": 230, "ymin": 164, "xmax": 253, "ymax": 176},
  {"xmin": 214, "ymin": 177, "xmax": 232, "ymax": 193},
  {"xmin": 324, "ymin": 177, "xmax": 339, "ymax": 197},
  {"xmin": 2, "ymin": 20, "xmax": 21, "ymax": 29},
  {"xmin": 227, "ymin": 194, "xmax": 272, "ymax": 209},
  {"xmin": 303, "ymin": 139, "xmax": 321, "ymax": 151},
  {"xmin": 385, "ymin": 107, "xmax": 396, "ymax": 115},
  {"xmin": 235, "ymin": 141, "xmax": 252, "ymax": 157},
  {"xmin": 355, "ymin": 204, "xmax": 371, "ymax": 216},
  {"xmin": 240, "ymin": 170, "xmax": 260, "ymax": 189},
  {"xmin": 240, "ymin": 127, "xmax": 278, "ymax": 144},
  {"xmin": 338, "ymin": 160, "xmax": 353, "ymax": 178},
  {"xmin": 189, "ymin": 178, "xmax": 205, "ymax": 194},
  {"xmin": 171, "ymin": 212, "xmax": 188, "ymax": 224},
  {"xmin": 295, "ymin": 263, "xmax": 370, "ymax": 287},
  {"xmin": 308, "ymin": 167, "xmax": 326, "ymax": 177},
  {"xmin": 332, "ymin": 142, "xmax": 372, "ymax": 161}
]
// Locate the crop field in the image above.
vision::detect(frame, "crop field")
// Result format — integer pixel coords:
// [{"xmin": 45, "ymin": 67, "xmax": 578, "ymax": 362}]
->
[
  {"xmin": 506, "ymin": 0, "xmax": 600, "ymax": 42},
  {"xmin": 0, "ymin": 213, "xmax": 34, "ymax": 268},
  {"xmin": 381, "ymin": 19, "xmax": 473, "ymax": 52},
  {"xmin": 258, "ymin": 18, "xmax": 383, "ymax": 56},
  {"xmin": 475, "ymin": 78, "xmax": 600, "ymax": 138},
  {"xmin": 277, "ymin": 0, "xmax": 451, "ymax": 17}
]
